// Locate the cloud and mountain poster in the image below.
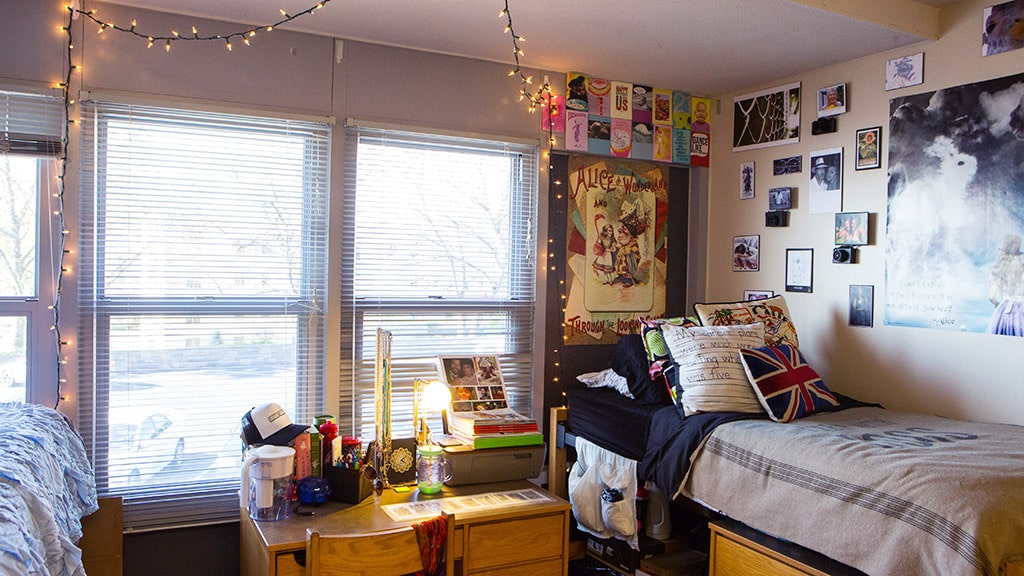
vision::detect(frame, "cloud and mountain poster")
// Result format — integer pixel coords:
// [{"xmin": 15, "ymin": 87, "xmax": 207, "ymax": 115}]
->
[{"xmin": 886, "ymin": 71, "xmax": 1024, "ymax": 336}]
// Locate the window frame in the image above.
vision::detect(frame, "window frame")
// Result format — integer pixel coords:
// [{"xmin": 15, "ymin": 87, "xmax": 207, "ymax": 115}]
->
[
  {"xmin": 77, "ymin": 96, "xmax": 331, "ymax": 529},
  {"xmin": 339, "ymin": 122, "xmax": 541, "ymax": 442},
  {"xmin": 0, "ymin": 86, "xmax": 64, "ymax": 407}
]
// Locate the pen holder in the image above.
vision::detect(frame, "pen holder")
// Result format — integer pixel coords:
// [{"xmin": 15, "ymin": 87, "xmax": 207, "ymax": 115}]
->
[{"xmin": 324, "ymin": 466, "xmax": 373, "ymax": 504}]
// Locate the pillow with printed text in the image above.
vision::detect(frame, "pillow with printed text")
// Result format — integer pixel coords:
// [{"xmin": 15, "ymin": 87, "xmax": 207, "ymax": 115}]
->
[{"xmin": 662, "ymin": 322, "xmax": 767, "ymax": 416}]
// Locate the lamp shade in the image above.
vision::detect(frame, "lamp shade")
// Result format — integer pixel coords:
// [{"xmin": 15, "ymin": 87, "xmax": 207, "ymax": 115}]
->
[{"xmin": 421, "ymin": 380, "xmax": 452, "ymax": 412}]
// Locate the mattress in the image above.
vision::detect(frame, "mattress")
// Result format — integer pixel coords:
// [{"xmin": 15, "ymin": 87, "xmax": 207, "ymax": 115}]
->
[
  {"xmin": 683, "ymin": 406, "xmax": 1024, "ymax": 576},
  {"xmin": 566, "ymin": 382, "xmax": 666, "ymax": 461}
]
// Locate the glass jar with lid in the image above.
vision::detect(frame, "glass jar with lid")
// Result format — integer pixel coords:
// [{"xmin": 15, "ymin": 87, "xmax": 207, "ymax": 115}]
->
[{"xmin": 416, "ymin": 444, "xmax": 452, "ymax": 494}]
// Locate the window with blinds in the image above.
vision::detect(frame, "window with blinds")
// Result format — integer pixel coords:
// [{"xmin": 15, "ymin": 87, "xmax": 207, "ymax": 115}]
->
[
  {"xmin": 340, "ymin": 124, "xmax": 539, "ymax": 442},
  {"xmin": 78, "ymin": 99, "xmax": 330, "ymax": 530},
  {"xmin": 0, "ymin": 88, "xmax": 63, "ymax": 405}
]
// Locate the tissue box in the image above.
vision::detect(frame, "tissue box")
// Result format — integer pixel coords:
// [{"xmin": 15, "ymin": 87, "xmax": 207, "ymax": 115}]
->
[{"xmin": 323, "ymin": 466, "xmax": 373, "ymax": 504}]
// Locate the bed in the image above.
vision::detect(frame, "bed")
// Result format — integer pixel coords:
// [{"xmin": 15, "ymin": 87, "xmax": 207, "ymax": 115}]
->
[
  {"xmin": 0, "ymin": 402, "xmax": 100, "ymax": 576},
  {"xmin": 550, "ymin": 296, "xmax": 1024, "ymax": 576}
]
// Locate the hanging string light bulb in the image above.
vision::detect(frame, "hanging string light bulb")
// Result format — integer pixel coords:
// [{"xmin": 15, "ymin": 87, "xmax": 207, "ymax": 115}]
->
[
  {"xmin": 498, "ymin": 0, "xmax": 552, "ymax": 113},
  {"xmin": 69, "ymin": 0, "xmax": 333, "ymax": 52}
]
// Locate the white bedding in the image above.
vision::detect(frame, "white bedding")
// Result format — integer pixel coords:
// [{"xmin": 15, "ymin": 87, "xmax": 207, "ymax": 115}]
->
[
  {"xmin": 683, "ymin": 407, "xmax": 1024, "ymax": 576},
  {"xmin": 0, "ymin": 402, "xmax": 98, "ymax": 576}
]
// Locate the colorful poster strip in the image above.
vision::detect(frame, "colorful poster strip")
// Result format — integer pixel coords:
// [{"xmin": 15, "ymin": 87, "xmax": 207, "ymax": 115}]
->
[{"xmin": 556, "ymin": 72, "xmax": 709, "ymax": 166}]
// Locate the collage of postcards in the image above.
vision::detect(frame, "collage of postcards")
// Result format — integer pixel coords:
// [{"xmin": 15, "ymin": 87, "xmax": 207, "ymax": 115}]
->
[{"xmin": 436, "ymin": 355, "xmax": 508, "ymax": 413}]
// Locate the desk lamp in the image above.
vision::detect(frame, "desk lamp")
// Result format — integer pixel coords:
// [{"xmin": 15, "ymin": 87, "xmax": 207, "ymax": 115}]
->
[{"xmin": 413, "ymin": 379, "xmax": 452, "ymax": 445}]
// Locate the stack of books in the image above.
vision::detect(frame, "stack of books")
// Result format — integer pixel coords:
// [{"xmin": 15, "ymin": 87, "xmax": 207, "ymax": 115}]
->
[
  {"xmin": 437, "ymin": 355, "xmax": 543, "ymax": 450},
  {"xmin": 448, "ymin": 408, "xmax": 542, "ymax": 449}
]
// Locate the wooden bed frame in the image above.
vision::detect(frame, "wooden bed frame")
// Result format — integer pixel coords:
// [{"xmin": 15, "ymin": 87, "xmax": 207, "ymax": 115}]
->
[
  {"xmin": 79, "ymin": 496, "xmax": 124, "ymax": 576},
  {"xmin": 548, "ymin": 407, "xmax": 1024, "ymax": 576}
]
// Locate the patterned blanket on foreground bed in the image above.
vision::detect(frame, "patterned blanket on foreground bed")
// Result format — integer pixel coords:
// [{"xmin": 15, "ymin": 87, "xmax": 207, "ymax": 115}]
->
[
  {"xmin": 683, "ymin": 406, "xmax": 1024, "ymax": 576},
  {"xmin": 0, "ymin": 402, "xmax": 98, "ymax": 576}
]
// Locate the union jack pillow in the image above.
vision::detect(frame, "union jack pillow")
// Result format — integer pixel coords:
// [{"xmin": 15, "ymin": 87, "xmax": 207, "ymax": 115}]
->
[{"xmin": 739, "ymin": 345, "xmax": 839, "ymax": 423}]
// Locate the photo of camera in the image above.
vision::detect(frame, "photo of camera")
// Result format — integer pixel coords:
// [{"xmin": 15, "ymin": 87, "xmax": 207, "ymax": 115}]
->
[
  {"xmin": 832, "ymin": 246, "xmax": 854, "ymax": 264},
  {"xmin": 765, "ymin": 211, "xmax": 789, "ymax": 227}
]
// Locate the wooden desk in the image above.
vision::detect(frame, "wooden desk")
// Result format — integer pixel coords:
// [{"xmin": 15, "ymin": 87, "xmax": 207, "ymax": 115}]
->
[{"xmin": 241, "ymin": 480, "xmax": 571, "ymax": 576}]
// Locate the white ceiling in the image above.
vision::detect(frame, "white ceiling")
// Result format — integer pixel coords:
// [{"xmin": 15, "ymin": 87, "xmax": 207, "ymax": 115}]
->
[{"xmin": 97, "ymin": 0, "xmax": 961, "ymax": 96}]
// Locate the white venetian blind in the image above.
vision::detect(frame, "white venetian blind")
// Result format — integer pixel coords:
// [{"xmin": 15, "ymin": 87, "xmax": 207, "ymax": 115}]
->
[
  {"xmin": 0, "ymin": 88, "xmax": 63, "ymax": 155},
  {"xmin": 339, "ymin": 122, "xmax": 539, "ymax": 442},
  {"xmin": 77, "ymin": 99, "xmax": 330, "ymax": 530}
]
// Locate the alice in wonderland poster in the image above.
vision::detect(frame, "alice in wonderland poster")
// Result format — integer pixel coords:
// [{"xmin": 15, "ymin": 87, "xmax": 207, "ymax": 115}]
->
[{"xmin": 564, "ymin": 156, "xmax": 668, "ymax": 345}]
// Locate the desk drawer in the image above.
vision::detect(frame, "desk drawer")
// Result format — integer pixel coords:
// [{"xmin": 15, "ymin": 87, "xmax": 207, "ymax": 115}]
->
[
  {"xmin": 712, "ymin": 533, "xmax": 809, "ymax": 576},
  {"xmin": 465, "ymin": 514, "xmax": 564, "ymax": 571},
  {"xmin": 473, "ymin": 558, "xmax": 563, "ymax": 576},
  {"xmin": 275, "ymin": 551, "xmax": 304, "ymax": 576}
]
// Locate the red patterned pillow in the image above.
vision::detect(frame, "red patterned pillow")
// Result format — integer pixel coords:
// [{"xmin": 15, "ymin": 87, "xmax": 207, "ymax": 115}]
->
[{"xmin": 739, "ymin": 345, "xmax": 839, "ymax": 423}]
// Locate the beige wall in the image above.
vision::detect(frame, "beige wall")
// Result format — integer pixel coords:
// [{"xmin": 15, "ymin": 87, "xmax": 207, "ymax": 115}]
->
[
  {"xmin": 5, "ymin": 0, "xmax": 1019, "ymax": 427},
  {"xmin": 705, "ymin": 0, "xmax": 1024, "ymax": 426}
]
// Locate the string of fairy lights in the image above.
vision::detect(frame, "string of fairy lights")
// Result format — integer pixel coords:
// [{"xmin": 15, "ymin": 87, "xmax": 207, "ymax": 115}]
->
[
  {"xmin": 47, "ymin": 0, "xmax": 555, "ymax": 409},
  {"xmin": 497, "ymin": 0, "xmax": 566, "ymax": 402},
  {"xmin": 73, "ymin": 1, "xmax": 331, "ymax": 52},
  {"xmin": 499, "ymin": 0, "xmax": 552, "ymax": 113}
]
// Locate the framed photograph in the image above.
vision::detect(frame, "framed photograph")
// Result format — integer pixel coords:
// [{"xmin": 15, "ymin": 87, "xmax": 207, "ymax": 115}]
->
[
  {"xmin": 740, "ymin": 161, "xmax": 755, "ymax": 199},
  {"xmin": 768, "ymin": 187, "xmax": 792, "ymax": 211},
  {"xmin": 744, "ymin": 290, "xmax": 774, "ymax": 301},
  {"xmin": 733, "ymin": 82, "xmax": 801, "ymax": 151},
  {"xmin": 733, "ymin": 235, "xmax": 760, "ymax": 271},
  {"xmin": 835, "ymin": 211, "xmax": 869, "ymax": 245},
  {"xmin": 855, "ymin": 126, "xmax": 882, "ymax": 170},
  {"xmin": 773, "ymin": 155, "xmax": 802, "ymax": 175},
  {"xmin": 885, "ymin": 52, "xmax": 924, "ymax": 91},
  {"xmin": 983, "ymin": 1, "xmax": 1024, "ymax": 56},
  {"xmin": 809, "ymin": 148, "xmax": 843, "ymax": 214},
  {"xmin": 817, "ymin": 83, "xmax": 847, "ymax": 117},
  {"xmin": 849, "ymin": 284, "xmax": 874, "ymax": 327},
  {"xmin": 785, "ymin": 248, "xmax": 814, "ymax": 293}
]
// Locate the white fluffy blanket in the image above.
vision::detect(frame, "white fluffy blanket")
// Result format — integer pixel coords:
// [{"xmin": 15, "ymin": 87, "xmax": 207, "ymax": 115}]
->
[{"xmin": 0, "ymin": 403, "xmax": 98, "ymax": 576}]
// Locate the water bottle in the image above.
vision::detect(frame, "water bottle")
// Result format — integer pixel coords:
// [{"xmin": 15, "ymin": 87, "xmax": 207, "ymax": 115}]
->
[{"xmin": 645, "ymin": 482, "xmax": 672, "ymax": 540}]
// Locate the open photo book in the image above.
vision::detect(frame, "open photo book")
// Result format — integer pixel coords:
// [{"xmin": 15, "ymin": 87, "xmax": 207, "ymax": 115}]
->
[{"xmin": 436, "ymin": 355, "xmax": 542, "ymax": 449}]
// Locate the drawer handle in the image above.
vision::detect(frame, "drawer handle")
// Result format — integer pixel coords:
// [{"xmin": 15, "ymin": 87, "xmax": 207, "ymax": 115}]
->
[{"xmin": 290, "ymin": 550, "xmax": 306, "ymax": 568}]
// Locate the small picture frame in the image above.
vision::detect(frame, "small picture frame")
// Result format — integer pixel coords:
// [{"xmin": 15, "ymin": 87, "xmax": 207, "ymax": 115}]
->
[
  {"xmin": 885, "ymin": 52, "xmax": 924, "ymax": 91},
  {"xmin": 744, "ymin": 290, "xmax": 774, "ymax": 301},
  {"xmin": 835, "ymin": 212, "xmax": 869, "ymax": 245},
  {"xmin": 984, "ymin": 1, "xmax": 1024, "ymax": 56},
  {"xmin": 733, "ymin": 235, "xmax": 760, "ymax": 271},
  {"xmin": 773, "ymin": 156, "xmax": 802, "ymax": 175},
  {"xmin": 817, "ymin": 83, "xmax": 847, "ymax": 117},
  {"xmin": 768, "ymin": 187, "xmax": 792, "ymax": 211},
  {"xmin": 809, "ymin": 148, "xmax": 843, "ymax": 214},
  {"xmin": 740, "ymin": 161, "xmax": 755, "ymax": 199},
  {"xmin": 785, "ymin": 248, "xmax": 814, "ymax": 293},
  {"xmin": 855, "ymin": 126, "xmax": 881, "ymax": 170},
  {"xmin": 849, "ymin": 284, "xmax": 874, "ymax": 327}
]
